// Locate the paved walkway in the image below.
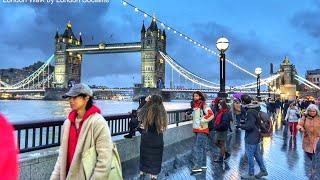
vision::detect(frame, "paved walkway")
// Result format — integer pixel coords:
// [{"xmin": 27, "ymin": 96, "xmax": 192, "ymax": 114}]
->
[{"xmin": 125, "ymin": 114, "xmax": 319, "ymax": 180}]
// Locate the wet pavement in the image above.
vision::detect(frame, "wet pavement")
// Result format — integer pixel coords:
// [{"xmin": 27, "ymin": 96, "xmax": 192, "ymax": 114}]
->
[{"xmin": 124, "ymin": 114, "xmax": 319, "ymax": 180}]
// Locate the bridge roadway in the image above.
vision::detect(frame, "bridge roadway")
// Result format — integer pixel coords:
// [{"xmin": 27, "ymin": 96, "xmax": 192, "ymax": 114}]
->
[{"xmin": 66, "ymin": 42, "xmax": 141, "ymax": 54}]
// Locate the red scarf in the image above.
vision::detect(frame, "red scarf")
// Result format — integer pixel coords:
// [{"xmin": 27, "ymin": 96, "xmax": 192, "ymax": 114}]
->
[
  {"xmin": 67, "ymin": 105, "xmax": 101, "ymax": 173},
  {"xmin": 193, "ymin": 100, "xmax": 205, "ymax": 109},
  {"xmin": 214, "ymin": 108, "xmax": 229, "ymax": 126}
]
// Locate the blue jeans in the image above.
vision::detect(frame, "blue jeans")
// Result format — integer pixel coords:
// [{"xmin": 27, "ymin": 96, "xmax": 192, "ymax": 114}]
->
[
  {"xmin": 235, "ymin": 114, "xmax": 241, "ymax": 125},
  {"xmin": 311, "ymin": 140, "xmax": 320, "ymax": 172},
  {"xmin": 194, "ymin": 133, "xmax": 208, "ymax": 167},
  {"xmin": 245, "ymin": 143, "xmax": 267, "ymax": 175}
]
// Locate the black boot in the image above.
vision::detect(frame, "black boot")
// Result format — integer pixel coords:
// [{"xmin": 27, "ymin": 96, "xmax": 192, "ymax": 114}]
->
[
  {"xmin": 213, "ymin": 156, "xmax": 223, "ymax": 163},
  {"xmin": 124, "ymin": 134, "xmax": 133, "ymax": 138},
  {"xmin": 224, "ymin": 152, "xmax": 231, "ymax": 160}
]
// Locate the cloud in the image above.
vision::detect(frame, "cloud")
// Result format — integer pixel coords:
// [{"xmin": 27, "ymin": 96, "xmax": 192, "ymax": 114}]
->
[
  {"xmin": 291, "ymin": 10, "xmax": 320, "ymax": 39},
  {"xmin": 0, "ymin": 3, "xmax": 143, "ymax": 84},
  {"xmin": 1, "ymin": 1, "xmax": 319, "ymax": 88},
  {"xmin": 167, "ymin": 21, "xmax": 286, "ymax": 87}
]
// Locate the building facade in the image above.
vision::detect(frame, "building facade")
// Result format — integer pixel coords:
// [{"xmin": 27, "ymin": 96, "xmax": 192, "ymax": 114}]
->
[{"xmin": 306, "ymin": 69, "xmax": 320, "ymax": 89}]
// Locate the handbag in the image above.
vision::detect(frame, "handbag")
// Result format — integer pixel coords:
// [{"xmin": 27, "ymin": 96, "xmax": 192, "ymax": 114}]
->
[
  {"xmin": 107, "ymin": 144, "xmax": 123, "ymax": 180},
  {"xmin": 81, "ymin": 122, "xmax": 123, "ymax": 180},
  {"xmin": 82, "ymin": 124, "xmax": 97, "ymax": 180}
]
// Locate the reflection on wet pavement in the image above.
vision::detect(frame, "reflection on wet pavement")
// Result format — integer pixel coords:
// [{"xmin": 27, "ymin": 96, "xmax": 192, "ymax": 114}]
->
[{"xmin": 162, "ymin": 112, "xmax": 317, "ymax": 180}]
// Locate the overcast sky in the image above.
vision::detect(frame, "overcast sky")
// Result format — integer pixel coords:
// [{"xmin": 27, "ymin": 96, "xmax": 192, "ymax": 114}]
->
[{"xmin": 0, "ymin": 0, "xmax": 319, "ymax": 88}]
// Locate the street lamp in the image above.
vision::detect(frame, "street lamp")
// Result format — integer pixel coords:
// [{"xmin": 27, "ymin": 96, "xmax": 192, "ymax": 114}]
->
[
  {"xmin": 255, "ymin": 67, "xmax": 262, "ymax": 101},
  {"xmin": 216, "ymin": 37, "xmax": 229, "ymax": 98}
]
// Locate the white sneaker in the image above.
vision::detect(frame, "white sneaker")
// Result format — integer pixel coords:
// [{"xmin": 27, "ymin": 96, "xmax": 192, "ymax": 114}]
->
[{"xmin": 191, "ymin": 166, "xmax": 203, "ymax": 172}]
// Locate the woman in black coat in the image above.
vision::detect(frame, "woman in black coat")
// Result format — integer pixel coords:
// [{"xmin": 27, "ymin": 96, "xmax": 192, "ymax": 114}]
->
[{"xmin": 138, "ymin": 95, "xmax": 168, "ymax": 180}]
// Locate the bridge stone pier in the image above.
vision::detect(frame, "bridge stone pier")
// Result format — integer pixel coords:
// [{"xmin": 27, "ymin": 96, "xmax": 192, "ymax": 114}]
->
[{"xmin": 133, "ymin": 84, "xmax": 174, "ymax": 102}]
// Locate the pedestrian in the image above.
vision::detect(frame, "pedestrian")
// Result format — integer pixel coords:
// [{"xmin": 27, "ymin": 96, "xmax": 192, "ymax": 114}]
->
[
  {"xmin": 211, "ymin": 97, "xmax": 221, "ymax": 115},
  {"xmin": 266, "ymin": 98, "xmax": 270, "ymax": 114},
  {"xmin": 236, "ymin": 94, "xmax": 268, "ymax": 179},
  {"xmin": 191, "ymin": 91, "xmax": 214, "ymax": 173},
  {"xmin": 297, "ymin": 104, "xmax": 320, "ymax": 160},
  {"xmin": 231, "ymin": 98, "xmax": 242, "ymax": 126},
  {"xmin": 0, "ymin": 113, "xmax": 19, "ymax": 180},
  {"xmin": 124, "ymin": 96, "xmax": 147, "ymax": 138},
  {"xmin": 269, "ymin": 100, "xmax": 276, "ymax": 120},
  {"xmin": 138, "ymin": 95, "xmax": 168, "ymax": 180},
  {"xmin": 283, "ymin": 100, "xmax": 290, "ymax": 120},
  {"xmin": 213, "ymin": 100, "xmax": 232, "ymax": 163},
  {"xmin": 275, "ymin": 98, "xmax": 282, "ymax": 119},
  {"xmin": 285, "ymin": 103, "xmax": 300, "ymax": 137},
  {"xmin": 51, "ymin": 83, "xmax": 114, "ymax": 180}
]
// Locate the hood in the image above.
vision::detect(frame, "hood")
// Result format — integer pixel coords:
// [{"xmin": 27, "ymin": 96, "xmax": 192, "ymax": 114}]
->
[
  {"xmin": 243, "ymin": 102, "xmax": 261, "ymax": 110},
  {"xmin": 68, "ymin": 105, "xmax": 101, "ymax": 124}
]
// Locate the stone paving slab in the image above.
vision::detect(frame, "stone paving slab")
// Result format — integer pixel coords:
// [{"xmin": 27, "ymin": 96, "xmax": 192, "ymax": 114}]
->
[{"xmin": 124, "ymin": 116, "xmax": 319, "ymax": 180}]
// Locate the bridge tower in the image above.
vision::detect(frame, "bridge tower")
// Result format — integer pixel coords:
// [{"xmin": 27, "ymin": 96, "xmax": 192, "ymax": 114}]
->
[
  {"xmin": 271, "ymin": 56, "xmax": 298, "ymax": 100},
  {"xmin": 141, "ymin": 18, "xmax": 166, "ymax": 88},
  {"xmin": 53, "ymin": 21, "xmax": 82, "ymax": 89}
]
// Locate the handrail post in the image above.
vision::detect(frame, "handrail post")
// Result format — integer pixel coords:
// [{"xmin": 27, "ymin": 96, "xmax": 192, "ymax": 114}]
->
[{"xmin": 175, "ymin": 112, "xmax": 180, "ymax": 126}]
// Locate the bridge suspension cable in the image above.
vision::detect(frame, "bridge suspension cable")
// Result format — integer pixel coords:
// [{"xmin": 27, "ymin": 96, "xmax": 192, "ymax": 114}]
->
[
  {"xmin": 121, "ymin": 0, "xmax": 257, "ymax": 78},
  {"xmin": 0, "ymin": 55, "xmax": 54, "ymax": 90},
  {"xmin": 294, "ymin": 77, "xmax": 313, "ymax": 89},
  {"xmin": 160, "ymin": 51, "xmax": 223, "ymax": 89},
  {"xmin": 233, "ymin": 74, "xmax": 280, "ymax": 89},
  {"xmin": 0, "ymin": 80, "xmax": 10, "ymax": 88},
  {"xmin": 295, "ymin": 74, "xmax": 320, "ymax": 90},
  {"xmin": 30, "ymin": 73, "xmax": 54, "ymax": 89}
]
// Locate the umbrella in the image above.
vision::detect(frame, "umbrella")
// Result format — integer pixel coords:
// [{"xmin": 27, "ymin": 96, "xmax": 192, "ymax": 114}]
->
[{"xmin": 233, "ymin": 93, "xmax": 243, "ymax": 100}]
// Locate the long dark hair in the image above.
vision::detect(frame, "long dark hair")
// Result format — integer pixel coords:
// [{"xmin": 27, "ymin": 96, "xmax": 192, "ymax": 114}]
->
[
  {"xmin": 138, "ymin": 95, "xmax": 168, "ymax": 134},
  {"xmin": 191, "ymin": 91, "xmax": 206, "ymax": 109},
  {"xmin": 78, "ymin": 94, "xmax": 94, "ymax": 111},
  {"xmin": 192, "ymin": 91, "xmax": 206, "ymax": 101},
  {"xmin": 219, "ymin": 100, "xmax": 229, "ymax": 110}
]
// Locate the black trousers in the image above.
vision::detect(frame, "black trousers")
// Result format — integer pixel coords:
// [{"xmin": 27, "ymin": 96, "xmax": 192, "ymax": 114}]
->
[{"xmin": 128, "ymin": 118, "xmax": 139, "ymax": 135}]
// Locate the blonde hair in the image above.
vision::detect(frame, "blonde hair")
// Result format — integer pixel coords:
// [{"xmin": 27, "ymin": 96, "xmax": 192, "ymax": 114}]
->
[{"xmin": 306, "ymin": 104, "xmax": 320, "ymax": 117}]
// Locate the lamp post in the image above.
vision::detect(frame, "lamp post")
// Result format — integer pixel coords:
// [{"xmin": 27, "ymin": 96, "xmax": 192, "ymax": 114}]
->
[
  {"xmin": 216, "ymin": 37, "xmax": 229, "ymax": 98},
  {"xmin": 277, "ymin": 89, "xmax": 281, "ymax": 100},
  {"xmin": 272, "ymin": 87, "xmax": 276, "ymax": 101},
  {"xmin": 255, "ymin": 67, "xmax": 262, "ymax": 101}
]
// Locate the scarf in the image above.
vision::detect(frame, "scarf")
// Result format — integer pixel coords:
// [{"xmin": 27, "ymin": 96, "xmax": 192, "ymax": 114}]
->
[{"xmin": 214, "ymin": 108, "xmax": 229, "ymax": 126}]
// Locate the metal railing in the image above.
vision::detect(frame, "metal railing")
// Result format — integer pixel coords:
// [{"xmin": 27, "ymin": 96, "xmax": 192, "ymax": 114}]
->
[{"xmin": 13, "ymin": 109, "xmax": 191, "ymax": 153}]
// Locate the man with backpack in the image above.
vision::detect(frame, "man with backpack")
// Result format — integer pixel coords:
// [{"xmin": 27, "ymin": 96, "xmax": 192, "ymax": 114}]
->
[{"xmin": 236, "ymin": 94, "xmax": 268, "ymax": 179}]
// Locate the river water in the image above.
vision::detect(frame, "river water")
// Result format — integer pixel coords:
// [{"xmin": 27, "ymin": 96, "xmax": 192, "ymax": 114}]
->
[{"xmin": 0, "ymin": 100, "xmax": 190, "ymax": 123}]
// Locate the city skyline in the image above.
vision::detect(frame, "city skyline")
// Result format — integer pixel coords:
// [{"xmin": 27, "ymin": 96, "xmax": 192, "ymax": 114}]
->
[{"xmin": 1, "ymin": 0, "xmax": 320, "ymax": 88}]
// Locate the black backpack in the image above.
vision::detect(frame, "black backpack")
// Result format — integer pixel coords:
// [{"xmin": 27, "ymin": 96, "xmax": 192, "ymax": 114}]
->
[{"xmin": 247, "ymin": 109, "xmax": 273, "ymax": 137}]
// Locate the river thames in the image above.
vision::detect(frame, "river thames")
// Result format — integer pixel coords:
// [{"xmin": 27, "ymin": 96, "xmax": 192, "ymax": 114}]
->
[{"xmin": 0, "ymin": 100, "xmax": 190, "ymax": 123}]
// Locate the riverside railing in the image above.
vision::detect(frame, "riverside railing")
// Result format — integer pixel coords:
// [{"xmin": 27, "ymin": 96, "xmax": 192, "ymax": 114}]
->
[{"xmin": 13, "ymin": 109, "xmax": 191, "ymax": 153}]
